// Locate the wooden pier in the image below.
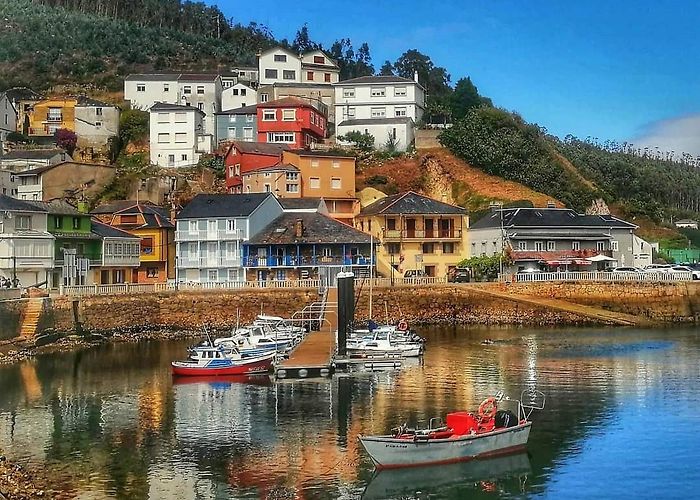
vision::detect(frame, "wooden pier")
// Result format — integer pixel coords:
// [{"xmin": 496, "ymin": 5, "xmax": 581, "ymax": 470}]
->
[{"xmin": 275, "ymin": 288, "xmax": 337, "ymax": 378}]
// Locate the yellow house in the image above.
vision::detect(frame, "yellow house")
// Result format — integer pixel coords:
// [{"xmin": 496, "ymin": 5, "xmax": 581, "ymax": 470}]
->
[
  {"xmin": 28, "ymin": 97, "xmax": 78, "ymax": 136},
  {"xmin": 355, "ymin": 191, "xmax": 469, "ymax": 278},
  {"xmin": 92, "ymin": 202, "xmax": 176, "ymax": 283}
]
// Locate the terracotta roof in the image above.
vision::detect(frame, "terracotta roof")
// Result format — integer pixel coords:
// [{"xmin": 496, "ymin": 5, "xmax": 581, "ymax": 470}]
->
[
  {"xmin": 248, "ymin": 212, "xmax": 370, "ymax": 245},
  {"xmin": 228, "ymin": 141, "xmax": 288, "ymax": 156},
  {"xmin": 360, "ymin": 191, "xmax": 466, "ymax": 216}
]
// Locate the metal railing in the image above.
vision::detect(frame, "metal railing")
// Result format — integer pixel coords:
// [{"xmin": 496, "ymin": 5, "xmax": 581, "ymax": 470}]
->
[
  {"xmin": 382, "ymin": 229, "xmax": 463, "ymax": 240},
  {"xmin": 176, "ymin": 229, "xmax": 245, "ymax": 241},
  {"xmin": 353, "ymin": 276, "xmax": 448, "ymax": 287},
  {"xmin": 59, "ymin": 279, "xmax": 323, "ymax": 296},
  {"xmin": 499, "ymin": 271, "xmax": 694, "ymax": 283},
  {"xmin": 178, "ymin": 257, "xmax": 242, "ymax": 268},
  {"xmin": 244, "ymin": 255, "xmax": 371, "ymax": 267}
]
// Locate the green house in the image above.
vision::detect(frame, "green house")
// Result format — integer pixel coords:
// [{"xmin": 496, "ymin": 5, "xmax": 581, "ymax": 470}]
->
[{"xmin": 30, "ymin": 200, "xmax": 102, "ymax": 287}]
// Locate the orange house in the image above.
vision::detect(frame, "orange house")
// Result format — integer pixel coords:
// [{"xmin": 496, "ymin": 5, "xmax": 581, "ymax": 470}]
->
[
  {"xmin": 92, "ymin": 202, "xmax": 175, "ymax": 283},
  {"xmin": 28, "ymin": 97, "xmax": 78, "ymax": 136}
]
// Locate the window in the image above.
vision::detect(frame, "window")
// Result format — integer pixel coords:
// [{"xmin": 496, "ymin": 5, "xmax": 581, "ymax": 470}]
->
[
  {"xmin": 283, "ymin": 70, "xmax": 296, "ymax": 80},
  {"xmin": 307, "ymin": 71, "xmax": 314, "ymax": 81},
  {"xmin": 228, "ymin": 165, "xmax": 235, "ymax": 177},
  {"xmin": 344, "ymin": 107, "xmax": 356, "ymax": 118},
  {"xmin": 332, "ymin": 160, "xmax": 340, "ymax": 168},
  {"xmin": 234, "ymin": 164, "xmax": 241, "ymax": 176},
  {"xmin": 226, "ymin": 219, "xmax": 236, "ymax": 232},
  {"xmin": 163, "ymin": 83, "xmax": 170, "ymax": 92},
  {"xmin": 443, "ymin": 242, "xmax": 455, "ymax": 254},
  {"xmin": 387, "ymin": 218, "xmax": 396, "ymax": 231},
  {"xmin": 208, "ymin": 270, "xmax": 218, "ymax": 282},
  {"xmin": 53, "ymin": 216, "xmax": 61, "ymax": 229},
  {"xmin": 240, "ymin": 89, "xmax": 247, "ymax": 96},
  {"xmin": 324, "ymin": 73, "xmax": 332, "ymax": 82},
  {"xmin": 175, "ymin": 132, "xmax": 187, "ymax": 143},
  {"xmin": 547, "ymin": 241, "xmax": 556, "ymax": 251},
  {"xmin": 282, "ymin": 109, "xmax": 296, "ymax": 121},
  {"xmin": 174, "ymin": 112, "xmax": 186, "ymax": 123},
  {"xmin": 95, "ymin": 107, "xmax": 103, "ymax": 116},
  {"xmin": 331, "ymin": 177, "xmax": 341, "ymax": 189},
  {"xmin": 157, "ymin": 133, "xmax": 169, "ymax": 143},
  {"xmin": 286, "ymin": 184, "xmax": 299, "ymax": 193},
  {"xmin": 517, "ymin": 241, "xmax": 527, "ymax": 251},
  {"xmin": 611, "ymin": 240, "xmax": 619, "ymax": 251},
  {"xmin": 120, "ymin": 215, "xmax": 137, "ymax": 224},
  {"xmin": 168, "ymin": 155, "xmax": 175, "ymax": 166},
  {"xmin": 597, "ymin": 241, "xmax": 606, "ymax": 251},
  {"xmin": 181, "ymin": 154, "xmax": 188, "ymax": 161},
  {"xmin": 141, "ymin": 237, "xmax": 153, "ymax": 255},
  {"xmin": 197, "ymin": 103, "xmax": 204, "ymax": 111},
  {"xmin": 95, "ymin": 121, "xmax": 103, "ymax": 128},
  {"xmin": 263, "ymin": 109, "xmax": 276, "ymax": 121},
  {"xmin": 274, "ymin": 54, "xmax": 287, "ymax": 62},
  {"xmin": 322, "ymin": 247, "xmax": 332, "ymax": 258},
  {"xmin": 264, "ymin": 184, "xmax": 271, "ymax": 192},
  {"xmin": 189, "ymin": 221, "xmax": 197, "ymax": 234},
  {"xmin": 286, "ymin": 172, "xmax": 298, "ymax": 181},
  {"xmin": 534, "ymin": 241, "xmax": 544, "ymax": 251},
  {"xmin": 311, "ymin": 159, "xmax": 320, "ymax": 168},
  {"xmin": 370, "ymin": 87, "xmax": 386, "ymax": 97},
  {"xmin": 197, "ymin": 86, "xmax": 205, "ymax": 95},
  {"xmin": 422, "ymin": 243, "xmax": 434, "ymax": 254},
  {"xmin": 572, "ymin": 241, "xmax": 580, "ymax": 251},
  {"xmin": 343, "ymin": 88, "xmax": 355, "ymax": 98},
  {"xmin": 267, "ymin": 132, "xmax": 295, "ymax": 143},
  {"xmin": 243, "ymin": 127, "xmax": 253, "ymax": 140},
  {"xmin": 72, "ymin": 217, "xmax": 80, "ymax": 230},
  {"xmin": 313, "ymin": 55, "xmax": 325, "ymax": 64},
  {"xmin": 260, "ymin": 93, "xmax": 269, "ymax": 103},
  {"xmin": 15, "ymin": 216, "xmax": 31, "ymax": 230},
  {"xmin": 157, "ymin": 113, "xmax": 169, "ymax": 123},
  {"xmin": 394, "ymin": 86, "xmax": 407, "ymax": 97},
  {"xmin": 136, "ymin": 84, "xmax": 145, "ymax": 92},
  {"xmin": 183, "ymin": 86, "xmax": 192, "ymax": 95},
  {"xmin": 246, "ymin": 114, "xmax": 254, "ymax": 122},
  {"xmin": 309, "ymin": 177, "xmax": 320, "ymax": 189},
  {"xmin": 371, "ymin": 107, "xmax": 386, "ymax": 118},
  {"xmin": 386, "ymin": 243, "xmax": 400, "ymax": 254},
  {"xmin": 395, "ymin": 107, "xmax": 407, "ymax": 117},
  {"xmin": 146, "ymin": 268, "xmax": 158, "ymax": 278}
]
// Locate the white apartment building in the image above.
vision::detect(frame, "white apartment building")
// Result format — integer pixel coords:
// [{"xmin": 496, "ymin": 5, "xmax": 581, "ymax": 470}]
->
[
  {"xmin": 149, "ymin": 103, "xmax": 212, "ymax": 168},
  {"xmin": 333, "ymin": 75, "xmax": 426, "ymax": 151},
  {"xmin": 0, "ymin": 195, "xmax": 55, "ymax": 286},
  {"xmin": 258, "ymin": 47, "xmax": 340, "ymax": 86},
  {"xmin": 124, "ymin": 73, "xmax": 222, "ymax": 134},
  {"xmin": 221, "ymin": 83, "xmax": 257, "ymax": 111},
  {"xmin": 174, "ymin": 193, "xmax": 283, "ymax": 283}
]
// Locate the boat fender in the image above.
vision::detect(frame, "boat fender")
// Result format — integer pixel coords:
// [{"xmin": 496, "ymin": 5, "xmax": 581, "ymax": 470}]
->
[
  {"xmin": 397, "ymin": 320, "xmax": 409, "ymax": 332},
  {"xmin": 478, "ymin": 397, "xmax": 498, "ymax": 419}
]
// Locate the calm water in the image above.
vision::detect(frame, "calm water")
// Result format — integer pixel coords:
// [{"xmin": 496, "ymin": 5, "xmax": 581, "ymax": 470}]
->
[{"xmin": 1, "ymin": 326, "xmax": 700, "ymax": 499}]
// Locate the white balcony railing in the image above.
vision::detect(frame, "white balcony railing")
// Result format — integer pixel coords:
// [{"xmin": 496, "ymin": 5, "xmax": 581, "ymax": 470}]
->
[
  {"xmin": 178, "ymin": 256, "xmax": 241, "ymax": 268},
  {"xmin": 176, "ymin": 229, "xmax": 245, "ymax": 241},
  {"xmin": 103, "ymin": 255, "xmax": 141, "ymax": 267},
  {"xmin": 498, "ymin": 271, "xmax": 694, "ymax": 283}
]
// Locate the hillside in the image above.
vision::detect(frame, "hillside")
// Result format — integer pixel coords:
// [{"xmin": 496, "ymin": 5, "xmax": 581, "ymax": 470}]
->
[{"xmin": 0, "ymin": 0, "xmax": 271, "ymax": 90}]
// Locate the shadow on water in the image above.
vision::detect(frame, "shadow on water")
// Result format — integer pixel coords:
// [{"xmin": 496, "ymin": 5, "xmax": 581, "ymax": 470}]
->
[{"xmin": 547, "ymin": 340, "xmax": 676, "ymax": 358}]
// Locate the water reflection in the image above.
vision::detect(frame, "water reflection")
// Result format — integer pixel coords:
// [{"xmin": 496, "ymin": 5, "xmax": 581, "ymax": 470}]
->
[{"xmin": 0, "ymin": 326, "xmax": 698, "ymax": 498}]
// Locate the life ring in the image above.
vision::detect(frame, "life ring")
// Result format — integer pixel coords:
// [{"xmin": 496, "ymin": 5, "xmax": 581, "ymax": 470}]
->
[
  {"xmin": 478, "ymin": 397, "xmax": 498, "ymax": 419},
  {"xmin": 397, "ymin": 320, "xmax": 409, "ymax": 332}
]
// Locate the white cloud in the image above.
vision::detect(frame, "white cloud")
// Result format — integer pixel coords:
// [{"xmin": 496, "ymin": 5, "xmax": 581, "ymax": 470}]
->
[{"xmin": 631, "ymin": 114, "xmax": 700, "ymax": 158}]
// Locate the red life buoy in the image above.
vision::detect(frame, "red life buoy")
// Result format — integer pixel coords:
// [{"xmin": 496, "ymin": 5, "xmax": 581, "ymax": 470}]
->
[
  {"xmin": 478, "ymin": 397, "xmax": 498, "ymax": 419},
  {"xmin": 397, "ymin": 320, "xmax": 408, "ymax": 332}
]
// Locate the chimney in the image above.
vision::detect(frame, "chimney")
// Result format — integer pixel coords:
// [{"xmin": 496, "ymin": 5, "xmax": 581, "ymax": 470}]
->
[
  {"xmin": 413, "ymin": 70, "xmax": 419, "ymax": 83},
  {"xmin": 77, "ymin": 200, "xmax": 89, "ymax": 214},
  {"xmin": 294, "ymin": 218, "xmax": 303, "ymax": 238},
  {"xmin": 546, "ymin": 200, "xmax": 556, "ymax": 209}
]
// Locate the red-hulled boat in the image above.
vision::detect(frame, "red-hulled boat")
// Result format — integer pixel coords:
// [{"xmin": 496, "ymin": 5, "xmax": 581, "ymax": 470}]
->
[{"xmin": 171, "ymin": 344, "xmax": 275, "ymax": 376}]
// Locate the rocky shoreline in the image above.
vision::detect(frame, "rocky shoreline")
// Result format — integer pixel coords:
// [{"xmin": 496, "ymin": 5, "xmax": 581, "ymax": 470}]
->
[{"xmin": 0, "ymin": 455, "xmax": 51, "ymax": 500}]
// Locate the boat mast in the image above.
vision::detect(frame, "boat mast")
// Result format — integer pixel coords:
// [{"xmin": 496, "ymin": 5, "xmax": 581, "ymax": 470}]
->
[{"xmin": 369, "ymin": 233, "xmax": 373, "ymax": 320}]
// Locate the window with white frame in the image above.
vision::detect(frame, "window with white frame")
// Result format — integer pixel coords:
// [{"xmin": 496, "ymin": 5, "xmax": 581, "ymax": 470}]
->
[
  {"xmin": 175, "ymin": 132, "xmax": 186, "ymax": 143},
  {"xmin": 287, "ymin": 184, "xmax": 299, "ymax": 193},
  {"xmin": 265, "ymin": 69, "xmax": 278, "ymax": 79},
  {"xmin": 344, "ymin": 107, "xmax": 356, "ymax": 118},
  {"xmin": 246, "ymin": 114, "xmax": 254, "ymax": 122},
  {"xmin": 181, "ymin": 154, "xmax": 188, "ymax": 161},
  {"xmin": 331, "ymin": 177, "xmax": 342, "ymax": 189},
  {"xmin": 136, "ymin": 84, "xmax": 145, "ymax": 92},
  {"xmin": 309, "ymin": 177, "xmax": 320, "ymax": 189},
  {"xmin": 343, "ymin": 88, "xmax": 355, "ymax": 98},
  {"xmin": 286, "ymin": 172, "xmax": 298, "ymax": 181},
  {"xmin": 264, "ymin": 184, "xmax": 271, "ymax": 192},
  {"xmin": 188, "ymin": 220, "xmax": 197, "ymax": 234},
  {"xmin": 263, "ymin": 109, "xmax": 276, "ymax": 121},
  {"xmin": 95, "ymin": 107, "xmax": 103, "ymax": 116},
  {"xmin": 395, "ymin": 107, "xmax": 407, "ymax": 117},
  {"xmin": 243, "ymin": 127, "xmax": 253, "ymax": 140},
  {"xmin": 157, "ymin": 133, "xmax": 169, "ymax": 143},
  {"xmin": 267, "ymin": 132, "xmax": 295, "ymax": 143},
  {"xmin": 572, "ymin": 241, "xmax": 580, "ymax": 250},
  {"xmin": 547, "ymin": 241, "xmax": 556, "ymax": 251},
  {"xmin": 311, "ymin": 160, "xmax": 319, "ymax": 167},
  {"xmin": 174, "ymin": 112, "xmax": 186, "ymax": 123},
  {"xmin": 394, "ymin": 86, "xmax": 407, "ymax": 97},
  {"xmin": 226, "ymin": 219, "xmax": 236, "ymax": 232},
  {"xmin": 517, "ymin": 241, "xmax": 527, "ymax": 251},
  {"xmin": 274, "ymin": 54, "xmax": 287, "ymax": 62},
  {"xmin": 183, "ymin": 86, "xmax": 192, "ymax": 94},
  {"xmin": 370, "ymin": 88, "xmax": 386, "ymax": 97},
  {"xmin": 235, "ymin": 164, "xmax": 241, "ymax": 175},
  {"xmin": 597, "ymin": 241, "xmax": 606, "ymax": 251},
  {"xmin": 371, "ymin": 107, "xmax": 386, "ymax": 118},
  {"xmin": 283, "ymin": 70, "xmax": 296, "ymax": 80},
  {"xmin": 282, "ymin": 109, "xmax": 296, "ymax": 121},
  {"xmin": 196, "ymin": 86, "xmax": 205, "ymax": 95},
  {"xmin": 260, "ymin": 93, "xmax": 269, "ymax": 103},
  {"xmin": 15, "ymin": 215, "xmax": 31, "ymax": 230},
  {"xmin": 332, "ymin": 160, "xmax": 340, "ymax": 168},
  {"xmin": 163, "ymin": 83, "xmax": 170, "ymax": 92},
  {"xmin": 157, "ymin": 113, "xmax": 169, "ymax": 123},
  {"xmin": 534, "ymin": 241, "xmax": 544, "ymax": 251},
  {"xmin": 611, "ymin": 240, "xmax": 619, "ymax": 251}
]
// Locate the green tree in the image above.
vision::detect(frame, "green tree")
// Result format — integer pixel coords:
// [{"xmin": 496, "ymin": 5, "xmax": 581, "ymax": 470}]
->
[
  {"xmin": 291, "ymin": 23, "xmax": 320, "ymax": 53},
  {"xmin": 338, "ymin": 130, "xmax": 375, "ymax": 152},
  {"xmin": 393, "ymin": 49, "xmax": 452, "ymax": 122},
  {"xmin": 118, "ymin": 108, "xmax": 149, "ymax": 150},
  {"xmin": 379, "ymin": 60, "xmax": 394, "ymax": 76},
  {"xmin": 450, "ymin": 77, "xmax": 490, "ymax": 120}
]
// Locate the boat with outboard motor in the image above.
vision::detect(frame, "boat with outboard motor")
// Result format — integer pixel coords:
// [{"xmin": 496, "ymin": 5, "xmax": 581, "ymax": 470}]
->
[
  {"xmin": 359, "ymin": 390, "xmax": 545, "ymax": 469},
  {"xmin": 347, "ymin": 329, "xmax": 423, "ymax": 358},
  {"xmin": 171, "ymin": 344, "xmax": 276, "ymax": 376}
]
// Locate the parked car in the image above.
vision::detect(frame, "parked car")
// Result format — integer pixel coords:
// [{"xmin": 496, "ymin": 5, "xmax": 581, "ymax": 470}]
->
[
  {"xmin": 448, "ymin": 267, "xmax": 471, "ymax": 283},
  {"xmin": 668, "ymin": 266, "xmax": 700, "ymax": 279},
  {"xmin": 644, "ymin": 264, "xmax": 673, "ymax": 273},
  {"xmin": 403, "ymin": 269, "xmax": 427, "ymax": 278},
  {"xmin": 609, "ymin": 267, "xmax": 646, "ymax": 274},
  {"xmin": 517, "ymin": 268, "xmax": 540, "ymax": 274}
]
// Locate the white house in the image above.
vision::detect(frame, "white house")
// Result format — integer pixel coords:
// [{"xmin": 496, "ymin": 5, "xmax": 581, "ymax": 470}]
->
[
  {"xmin": 74, "ymin": 97, "xmax": 120, "ymax": 151},
  {"xmin": 0, "ymin": 92, "xmax": 17, "ymax": 152},
  {"xmin": 300, "ymin": 50, "xmax": 340, "ymax": 84},
  {"xmin": 333, "ymin": 75, "xmax": 426, "ymax": 151},
  {"xmin": 221, "ymin": 83, "xmax": 258, "ymax": 112},
  {"xmin": 124, "ymin": 73, "xmax": 222, "ymax": 134},
  {"xmin": 174, "ymin": 193, "xmax": 284, "ymax": 283},
  {"xmin": 0, "ymin": 194, "xmax": 55, "ymax": 286},
  {"xmin": 0, "ymin": 149, "xmax": 70, "ymax": 171},
  {"xmin": 258, "ymin": 47, "xmax": 340, "ymax": 86},
  {"xmin": 633, "ymin": 234, "xmax": 653, "ymax": 268},
  {"xmin": 149, "ymin": 103, "xmax": 212, "ymax": 168}
]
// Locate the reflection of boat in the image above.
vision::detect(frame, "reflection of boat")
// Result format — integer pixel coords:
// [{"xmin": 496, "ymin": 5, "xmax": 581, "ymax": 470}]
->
[
  {"xmin": 359, "ymin": 390, "xmax": 545, "ymax": 469},
  {"xmin": 362, "ymin": 452, "xmax": 531, "ymax": 499},
  {"xmin": 171, "ymin": 345, "xmax": 275, "ymax": 376},
  {"xmin": 171, "ymin": 374, "xmax": 272, "ymax": 386}
]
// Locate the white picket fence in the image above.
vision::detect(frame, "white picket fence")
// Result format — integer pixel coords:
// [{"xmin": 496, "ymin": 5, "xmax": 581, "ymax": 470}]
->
[{"xmin": 499, "ymin": 271, "xmax": 695, "ymax": 283}]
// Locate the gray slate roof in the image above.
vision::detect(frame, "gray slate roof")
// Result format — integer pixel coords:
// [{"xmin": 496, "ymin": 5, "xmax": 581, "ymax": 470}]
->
[
  {"xmin": 470, "ymin": 208, "xmax": 637, "ymax": 230},
  {"xmin": 338, "ymin": 117, "xmax": 414, "ymax": 127},
  {"xmin": 150, "ymin": 102, "xmax": 204, "ymax": 114},
  {"xmin": 0, "ymin": 149, "xmax": 66, "ymax": 161},
  {"xmin": 27, "ymin": 200, "xmax": 81, "ymax": 215},
  {"xmin": 3, "ymin": 87, "xmax": 43, "ymax": 103},
  {"xmin": 361, "ymin": 191, "xmax": 467, "ymax": 216},
  {"xmin": 279, "ymin": 198, "xmax": 323, "ymax": 210},
  {"xmin": 177, "ymin": 193, "xmax": 275, "ymax": 219},
  {"xmin": 91, "ymin": 200, "xmax": 158, "ymax": 215},
  {"xmin": 90, "ymin": 220, "xmax": 140, "ymax": 239},
  {"xmin": 0, "ymin": 194, "xmax": 48, "ymax": 212},
  {"xmin": 218, "ymin": 104, "xmax": 258, "ymax": 115},
  {"xmin": 248, "ymin": 212, "xmax": 371, "ymax": 245}
]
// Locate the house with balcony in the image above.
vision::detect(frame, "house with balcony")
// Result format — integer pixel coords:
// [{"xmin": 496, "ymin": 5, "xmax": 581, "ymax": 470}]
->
[
  {"xmin": 149, "ymin": 102, "xmax": 212, "ymax": 168},
  {"xmin": 468, "ymin": 207, "xmax": 644, "ymax": 272},
  {"xmin": 257, "ymin": 97, "xmax": 327, "ymax": 148},
  {"xmin": 223, "ymin": 141, "xmax": 290, "ymax": 193},
  {"xmin": 175, "ymin": 193, "xmax": 284, "ymax": 283},
  {"xmin": 333, "ymin": 74, "xmax": 426, "ymax": 151},
  {"xmin": 243, "ymin": 211, "xmax": 373, "ymax": 283},
  {"xmin": 90, "ymin": 221, "xmax": 141, "ymax": 285},
  {"xmin": 92, "ymin": 202, "xmax": 175, "ymax": 283},
  {"xmin": 356, "ymin": 191, "xmax": 469, "ymax": 278},
  {"xmin": 0, "ymin": 194, "xmax": 55, "ymax": 287},
  {"xmin": 215, "ymin": 104, "xmax": 257, "ymax": 145}
]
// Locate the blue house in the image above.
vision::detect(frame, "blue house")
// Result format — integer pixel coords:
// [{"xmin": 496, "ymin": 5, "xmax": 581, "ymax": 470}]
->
[{"xmin": 215, "ymin": 104, "xmax": 257, "ymax": 145}]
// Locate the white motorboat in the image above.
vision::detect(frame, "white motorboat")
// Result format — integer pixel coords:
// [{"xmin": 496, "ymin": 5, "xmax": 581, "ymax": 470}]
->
[
  {"xmin": 347, "ymin": 330, "xmax": 423, "ymax": 358},
  {"xmin": 253, "ymin": 314, "xmax": 305, "ymax": 336}
]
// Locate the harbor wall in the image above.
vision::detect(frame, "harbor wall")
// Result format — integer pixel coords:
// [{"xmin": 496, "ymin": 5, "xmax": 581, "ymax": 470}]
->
[{"xmin": 0, "ymin": 299, "xmax": 24, "ymax": 340}]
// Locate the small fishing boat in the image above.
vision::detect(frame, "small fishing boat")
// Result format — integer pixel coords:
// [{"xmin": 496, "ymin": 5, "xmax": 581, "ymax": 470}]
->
[
  {"xmin": 347, "ymin": 330, "xmax": 423, "ymax": 358},
  {"xmin": 171, "ymin": 345, "xmax": 276, "ymax": 377},
  {"xmin": 359, "ymin": 390, "xmax": 545, "ymax": 469}
]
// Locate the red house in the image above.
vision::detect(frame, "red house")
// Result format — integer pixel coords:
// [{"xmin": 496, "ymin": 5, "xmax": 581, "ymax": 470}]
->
[
  {"xmin": 223, "ymin": 141, "xmax": 287, "ymax": 193},
  {"xmin": 257, "ymin": 97, "xmax": 327, "ymax": 149}
]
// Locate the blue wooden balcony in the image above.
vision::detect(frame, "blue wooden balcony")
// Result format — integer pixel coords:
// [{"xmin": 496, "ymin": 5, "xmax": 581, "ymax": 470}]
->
[{"xmin": 243, "ymin": 255, "xmax": 370, "ymax": 268}]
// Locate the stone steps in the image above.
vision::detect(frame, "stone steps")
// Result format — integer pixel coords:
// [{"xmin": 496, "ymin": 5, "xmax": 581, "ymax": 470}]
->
[{"xmin": 19, "ymin": 299, "xmax": 44, "ymax": 337}]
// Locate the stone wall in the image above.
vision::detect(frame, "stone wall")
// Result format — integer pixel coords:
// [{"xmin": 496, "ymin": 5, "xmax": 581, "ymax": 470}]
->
[
  {"xmin": 499, "ymin": 281, "xmax": 700, "ymax": 322},
  {"xmin": 0, "ymin": 299, "xmax": 24, "ymax": 340},
  {"xmin": 415, "ymin": 130, "xmax": 441, "ymax": 150}
]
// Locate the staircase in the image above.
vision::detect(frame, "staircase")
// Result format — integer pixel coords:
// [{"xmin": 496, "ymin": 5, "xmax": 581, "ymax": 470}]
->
[{"xmin": 20, "ymin": 299, "xmax": 44, "ymax": 338}]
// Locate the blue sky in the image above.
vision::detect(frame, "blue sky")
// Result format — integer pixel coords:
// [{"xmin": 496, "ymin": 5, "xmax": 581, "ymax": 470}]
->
[{"xmin": 212, "ymin": 1, "xmax": 700, "ymax": 154}]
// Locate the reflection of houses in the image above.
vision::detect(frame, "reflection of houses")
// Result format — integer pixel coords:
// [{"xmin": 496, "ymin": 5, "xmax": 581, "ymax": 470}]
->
[
  {"xmin": 356, "ymin": 191, "xmax": 469, "ymax": 278},
  {"xmin": 469, "ymin": 207, "xmax": 645, "ymax": 271},
  {"xmin": 243, "ymin": 211, "xmax": 373, "ymax": 282}
]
